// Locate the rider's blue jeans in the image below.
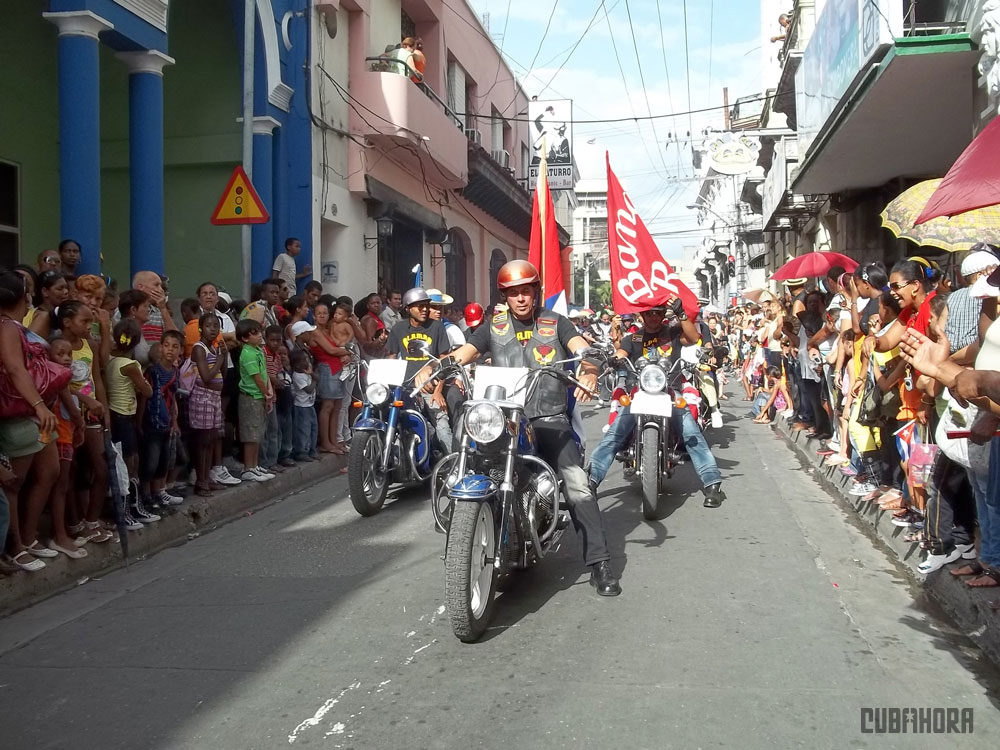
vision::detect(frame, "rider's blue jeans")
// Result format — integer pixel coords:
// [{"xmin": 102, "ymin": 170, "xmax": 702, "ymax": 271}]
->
[{"xmin": 589, "ymin": 403, "xmax": 723, "ymax": 489}]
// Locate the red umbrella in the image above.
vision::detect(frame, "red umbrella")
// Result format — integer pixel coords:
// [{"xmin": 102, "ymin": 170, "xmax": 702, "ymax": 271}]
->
[
  {"xmin": 915, "ymin": 117, "xmax": 1000, "ymax": 225},
  {"xmin": 771, "ymin": 252, "xmax": 858, "ymax": 281}
]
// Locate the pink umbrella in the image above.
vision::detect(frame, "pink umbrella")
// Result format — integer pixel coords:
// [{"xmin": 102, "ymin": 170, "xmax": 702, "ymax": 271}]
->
[
  {"xmin": 771, "ymin": 252, "xmax": 858, "ymax": 281},
  {"xmin": 915, "ymin": 117, "xmax": 1000, "ymax": 225}
]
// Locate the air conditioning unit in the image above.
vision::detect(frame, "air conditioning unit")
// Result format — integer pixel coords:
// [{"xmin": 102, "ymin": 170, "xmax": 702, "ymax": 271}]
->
[
  {"xmin": 465, "ymin": 129, "xmax": 482, "ymax": 145},
  {"xmin": 491, "ymin": 149, "xmax": 511, "ymax": 168}
]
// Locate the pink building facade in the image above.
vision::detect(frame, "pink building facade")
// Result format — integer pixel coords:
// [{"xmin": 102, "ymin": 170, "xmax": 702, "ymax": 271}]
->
[{"xmin": 311, "ymin": 0, "xmax": 562, "ymax": 307}]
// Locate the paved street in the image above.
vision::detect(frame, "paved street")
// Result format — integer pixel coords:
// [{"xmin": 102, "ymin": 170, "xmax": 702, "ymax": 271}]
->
[{"xmin": 2, "ymin": 395, "xmax": 1000, "ymax": 749}]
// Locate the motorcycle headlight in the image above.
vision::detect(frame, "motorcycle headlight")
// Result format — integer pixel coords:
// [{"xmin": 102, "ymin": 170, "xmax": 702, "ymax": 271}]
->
[
  {"xmin": 466, "ymin": 403, "xmax": 506, "ymax": 444},
  {"xmin": 639, "ymin": 365, "xmax": 667, "ymax": 393},
  {"xmin": 365, "ymin": 382, "xmax": 389, "ymax": 406}
]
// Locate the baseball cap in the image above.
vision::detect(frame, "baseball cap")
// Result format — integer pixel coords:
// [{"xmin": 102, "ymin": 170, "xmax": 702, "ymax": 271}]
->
[{"xmin": 290, "ymin": 321, "xmax": 317, "ymax": 338}]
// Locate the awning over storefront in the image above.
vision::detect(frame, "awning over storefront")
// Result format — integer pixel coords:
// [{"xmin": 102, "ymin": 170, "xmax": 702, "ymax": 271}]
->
[{"xmin": 793, "ymin": 35, "xmax": 978, "ymax": 195}]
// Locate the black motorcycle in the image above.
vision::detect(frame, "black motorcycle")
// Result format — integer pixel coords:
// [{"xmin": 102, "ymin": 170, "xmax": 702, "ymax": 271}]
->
[{"xmin": 423, "ymin": 356, "xmax": 596, "ymax": 642}]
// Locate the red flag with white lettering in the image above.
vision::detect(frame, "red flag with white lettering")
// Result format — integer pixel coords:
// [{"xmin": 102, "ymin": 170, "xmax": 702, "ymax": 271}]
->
[{"xmin": 606, "ymin": 154, "xmax": 699, "ymax": 317}]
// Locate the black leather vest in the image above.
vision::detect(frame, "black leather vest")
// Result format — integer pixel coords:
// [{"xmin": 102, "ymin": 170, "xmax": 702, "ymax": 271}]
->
[{"xmin": 489, "ymin": 311, "xmax": 568, "ymax": 419}]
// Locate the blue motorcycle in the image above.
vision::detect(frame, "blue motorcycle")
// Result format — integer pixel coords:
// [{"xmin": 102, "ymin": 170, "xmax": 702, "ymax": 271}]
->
[
  {"xmin": 424, "ymin": 357, "xmax": 595, "ymax": 642},
  {"xmin": 347, "ymin": 358, "xmax": 442, "ymax": 517}
]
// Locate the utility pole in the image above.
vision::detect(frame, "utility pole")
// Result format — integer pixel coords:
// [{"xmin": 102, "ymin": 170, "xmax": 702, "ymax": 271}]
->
[{"xmin": 241, "ymin": 0, "xmax": 255, "ymax": 300}]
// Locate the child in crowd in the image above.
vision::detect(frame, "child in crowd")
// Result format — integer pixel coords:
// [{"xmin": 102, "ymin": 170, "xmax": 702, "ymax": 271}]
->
[
  {"xmin": 57, "ymin": 300, "xmax": 112, "ymax": 544},
  {"xmin": 751, "ymin": 366, "xmax": 792, "ymax": 423},
  {"xmin": 261, "ymin": 326, "xmax": 291, "ymax": 473},
  {"xmin": 236, "ymin": 318, "xmax": 275, "ymax": 482},
  {"xmin": 180, "ymin": 297, "xmax": 202, "ymax": 358},
  {"xmin": 189, "ymin": 312, "xmax": 230, "ymax": 496},
  {"xmin": 276, "ymin": 345, "xmax": 295, "ymax": 466},
  {"xmin": 140, "ymin": 330, "xmax": 183, "ymax": 509},
  {"xmin": 105, "ymin": 318, "xmax": 155, "ymax": 521},
  {"xmin": 290, "ymin": 349, "xmax": 319, "ymax": 463},
  {"xmin": 46, "ymin": 338, "xmax": 89, "ymax": 556}
]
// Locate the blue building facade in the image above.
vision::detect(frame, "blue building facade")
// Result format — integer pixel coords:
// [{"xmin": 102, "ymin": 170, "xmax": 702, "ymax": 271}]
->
[{"xmin": 41, "ymin": 0, "xmax": 313, "ymax": 288}]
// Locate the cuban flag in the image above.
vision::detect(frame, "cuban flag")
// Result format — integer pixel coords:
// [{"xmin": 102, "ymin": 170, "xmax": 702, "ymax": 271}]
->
[
  {"xmin": 528, "ymin": 148, "xmax": 568, "ymax": 315},
  {"xmin": 894, "ymin": 420, "xmax": 916, "ymax": 463}
]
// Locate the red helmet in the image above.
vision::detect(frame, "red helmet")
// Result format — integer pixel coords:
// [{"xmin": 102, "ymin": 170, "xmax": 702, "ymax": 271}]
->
[
  {"xmin": 464, "ymin": 302, "xmax": 484, "ymax": 327},
  {"xmin": 496, "ymin": 259, "xmax": 540, "ymax": 289}
]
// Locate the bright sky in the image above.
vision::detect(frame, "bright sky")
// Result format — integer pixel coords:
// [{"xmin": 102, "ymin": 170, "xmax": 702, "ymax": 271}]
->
[{"xmin": 467, "ymin": 0, "xmax": 763, "ymax": 261}]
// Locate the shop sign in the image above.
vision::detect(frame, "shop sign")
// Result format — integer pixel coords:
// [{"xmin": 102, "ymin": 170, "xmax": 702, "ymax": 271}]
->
[
  {"xmin": 795, "ymin": 0, "xmax": 903, "ymax": 159},
  {"xmin": 528, "ymin": 99, "xmax": 573, "ymax": 190}
]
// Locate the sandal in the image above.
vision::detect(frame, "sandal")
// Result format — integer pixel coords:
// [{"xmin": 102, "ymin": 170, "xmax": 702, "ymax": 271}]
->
[
  {"xmin": 951, "ymin": 561, "xmax": 985, "ymax": 577},
  {"xmin": 11, "ymin": 550, "xmax": 46, "ymax": 572},
  {"xmin": 965, "ymin": 569, "xmax": 1000, "ymax": 588}
]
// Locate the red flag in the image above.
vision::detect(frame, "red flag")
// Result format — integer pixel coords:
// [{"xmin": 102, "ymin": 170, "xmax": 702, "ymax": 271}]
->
[
  {"xmin": 606, "ymin": 154, "xmax": 699, "ymax": 317},
  {"xmin": 528, "ymin": 151, "xmax": 567, "ymax": 314}
]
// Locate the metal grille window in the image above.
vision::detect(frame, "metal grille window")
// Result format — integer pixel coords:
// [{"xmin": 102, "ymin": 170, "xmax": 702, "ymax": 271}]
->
[{"xmin": 0, "ymin": 160, "xmax": 19, "ymax": 269}]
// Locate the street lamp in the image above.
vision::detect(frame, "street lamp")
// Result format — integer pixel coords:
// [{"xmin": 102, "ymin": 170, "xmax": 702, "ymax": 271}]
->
[{"xmin": 364, "ymin": 208, "xmax": 395, "ymax": 250}]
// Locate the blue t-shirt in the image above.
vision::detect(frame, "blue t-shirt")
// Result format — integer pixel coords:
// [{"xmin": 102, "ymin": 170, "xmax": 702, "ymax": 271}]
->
[{"xmin": 144, "ymin": 362, "xmax": 177, "ymax": 433}]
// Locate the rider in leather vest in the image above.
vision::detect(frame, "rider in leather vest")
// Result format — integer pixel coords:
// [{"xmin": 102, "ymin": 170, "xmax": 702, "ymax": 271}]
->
[
  {"xmin": 488, "ymin": 309, "xmax": 569, "ymax": 420},
  {"xmin": 413, "ymin": 260, "xmax": 622, "ymax": 597}
]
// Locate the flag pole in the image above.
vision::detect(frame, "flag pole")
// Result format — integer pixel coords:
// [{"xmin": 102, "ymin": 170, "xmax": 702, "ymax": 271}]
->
[{"xmin": 539, "ymin": 139, "xmax": 547, "ymax": 305}]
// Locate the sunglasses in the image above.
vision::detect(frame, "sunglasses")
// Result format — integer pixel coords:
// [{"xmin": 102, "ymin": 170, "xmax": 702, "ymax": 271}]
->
[{"xmin": 889, "ymin": 280, "xmax": 915, "ymax": 291}]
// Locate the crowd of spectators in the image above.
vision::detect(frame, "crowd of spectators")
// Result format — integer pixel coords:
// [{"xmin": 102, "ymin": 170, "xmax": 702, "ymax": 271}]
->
[
  {"xmin": 0, "ymin": 237, "xmax": 472, "ymax": 575},
  {"xmin": 727, "ymin": 247, "xmax": 1000, "ymax": 604}
]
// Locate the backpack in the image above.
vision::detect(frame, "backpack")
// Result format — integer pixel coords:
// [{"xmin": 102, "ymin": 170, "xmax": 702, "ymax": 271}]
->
[{"xmin": 176, "ymin": 342, "xmax": 206, "ymax": 396}]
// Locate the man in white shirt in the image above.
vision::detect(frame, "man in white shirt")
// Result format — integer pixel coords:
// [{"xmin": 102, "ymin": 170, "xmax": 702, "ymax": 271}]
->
[
  {"xmin": 272, "ymin": 237, "xmax": 311, "ymax": 291},
  {"xmin": 380, "ymin": 289, "xmax": 403, "ymax": 330}
]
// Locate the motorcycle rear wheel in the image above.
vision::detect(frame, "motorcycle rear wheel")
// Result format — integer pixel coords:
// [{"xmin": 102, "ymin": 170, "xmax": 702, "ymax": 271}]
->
[
  {"xmin": 640, "ymin": 426, "xmax": 661, "ymax": 520},
  {"xmin": 445, "ymin": 501, "xmax": 498, "ymax": 642},
  {"xmin": 348, "ymin": 431, "xmax": 389, "ymax": 516}
]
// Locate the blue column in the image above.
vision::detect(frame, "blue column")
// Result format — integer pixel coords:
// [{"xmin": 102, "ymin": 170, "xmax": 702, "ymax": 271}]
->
[
  {"xmin": 118, "ymin": 51, "xmax": 174, "ymax": 278},
  {"xmin": 250, "ymin": 117, "xmax": 280, "ymax": 285},
  {"xmin": 45, "ymin": 12, "xmax": 114, "ymax": 276}
]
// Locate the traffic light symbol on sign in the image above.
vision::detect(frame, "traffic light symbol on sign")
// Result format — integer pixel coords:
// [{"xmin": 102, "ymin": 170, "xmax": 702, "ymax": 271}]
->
[{"xmin": 210, "ymin": 166, "xmax": 269, "ymax": 225}]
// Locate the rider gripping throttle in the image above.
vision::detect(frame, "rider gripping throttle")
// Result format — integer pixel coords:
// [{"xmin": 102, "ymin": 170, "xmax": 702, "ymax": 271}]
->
[{"xmin": 413, "ymin": 260, "xmax": 621, "ymax": 597}]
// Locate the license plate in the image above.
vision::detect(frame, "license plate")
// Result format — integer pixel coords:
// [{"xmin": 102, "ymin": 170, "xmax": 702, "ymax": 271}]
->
[{"xmin": 629, "ymin": 391, "xmax": 673, "ymax": 417}]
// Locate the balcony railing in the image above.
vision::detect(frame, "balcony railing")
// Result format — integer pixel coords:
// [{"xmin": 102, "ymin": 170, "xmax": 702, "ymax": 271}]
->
[{"xmin": 365, "ymin": 57, "xmax": 462, "ymax": 130}]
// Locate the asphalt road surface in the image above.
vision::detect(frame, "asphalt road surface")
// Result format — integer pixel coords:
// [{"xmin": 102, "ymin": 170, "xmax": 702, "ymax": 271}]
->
[{"xmin": 2, "ymin": 394, "xmax": 1000, "ymax": 749}]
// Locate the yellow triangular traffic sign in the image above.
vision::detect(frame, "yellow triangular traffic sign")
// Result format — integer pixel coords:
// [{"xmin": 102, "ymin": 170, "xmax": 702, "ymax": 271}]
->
[{"xmin": 211, "ymin": 165, "xmax": 269, "ymax": 225}]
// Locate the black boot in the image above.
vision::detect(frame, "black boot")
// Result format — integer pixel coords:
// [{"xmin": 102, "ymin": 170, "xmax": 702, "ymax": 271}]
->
[
  {"xmin": 589, "ymin": 561, "xmax": 622, "ymax": 596},
  {"xmin": 703, "ymin": 482, "xmax": 726, "ymax": 508}
]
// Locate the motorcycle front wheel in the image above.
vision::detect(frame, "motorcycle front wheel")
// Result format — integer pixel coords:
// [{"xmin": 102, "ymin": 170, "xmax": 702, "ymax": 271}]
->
[
  {"xmin": 348, "ymin": 431, "xmax": 389, "ymax": 516},
  {"xmin": 445, "ymin": 501, "xmax": 498, "ymax": 642},
  {"xmin": 640, "ymin": 425, "xmax": 662, "ymax": 520}
]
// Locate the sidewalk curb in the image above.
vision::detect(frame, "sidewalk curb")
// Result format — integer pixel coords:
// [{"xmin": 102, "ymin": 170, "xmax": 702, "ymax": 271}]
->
[
  {"xmin": 771, "ymin": 415, "xmax": 1000, "ymax": 667},
  {"xmin": 0, "ymin": 455, "xmax": 347, "ymax": 618}
]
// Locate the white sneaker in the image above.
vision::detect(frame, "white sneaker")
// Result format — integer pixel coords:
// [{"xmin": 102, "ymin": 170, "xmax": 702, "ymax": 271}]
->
[
  {"xmin": 955, "ymin": 543, "xmax": 977, "ymax": 559},
  {"xmin": 241, "ymin": 467, "xmax": 274, "ymax": 482},
  {"xmin": 781, "ymin": 409, "xmax": 795, "ymax": 418},
  {"xmin": 155, "ymin": 490, "xmax": 184, "ymax": 507},
  {"xmin": 711, "ymin": 411, "xmax": 724, "ymax": 429},
  {"xmin": 211, "ymin": 466, "xmax": 242, "ymax": 486},
  {"xmin": 917, "ymin": 548, "xmax": 961, "ymax": 574},
  {"xmin": 849, "ymin": 481, "xmax": 878, "ymax": 496}
]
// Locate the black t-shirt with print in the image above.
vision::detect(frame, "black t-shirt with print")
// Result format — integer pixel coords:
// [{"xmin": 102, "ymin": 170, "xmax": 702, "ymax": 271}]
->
[
  {"xmin": 621, "ymin": 323, "xmax": 683, "ymax": 363},
  {"xmin": 466, "ymin": 311, "xmax": 579, "ymax": 354},
  {"xmin": 386, "ymin": 319, "xmax": 451, "ymax": 380}
]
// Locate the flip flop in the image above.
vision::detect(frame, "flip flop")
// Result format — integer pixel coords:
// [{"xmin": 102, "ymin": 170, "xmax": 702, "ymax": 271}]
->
[
  {"xmin": 951, "ymin": 562, "xmax": 984, "ymax": 577},
  {"xmin": 965, "ymin": 569, "xmax": 1000, "ymax": 588}
]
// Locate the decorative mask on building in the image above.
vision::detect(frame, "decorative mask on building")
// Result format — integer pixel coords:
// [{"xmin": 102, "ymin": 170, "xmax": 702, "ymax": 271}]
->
[{"xmin": 705, "ymin": 134, "xmax": 762, "ymax": 175}]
